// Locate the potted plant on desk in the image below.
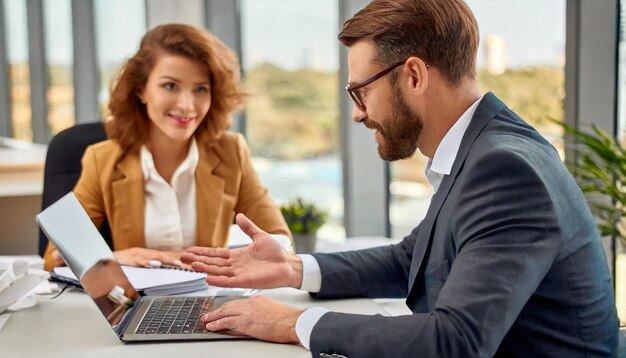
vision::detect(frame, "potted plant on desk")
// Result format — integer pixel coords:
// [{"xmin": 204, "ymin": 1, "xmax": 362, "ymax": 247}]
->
[{"xmin": 280, "ymin": 197, "xmax": 328, "ymax": 254}]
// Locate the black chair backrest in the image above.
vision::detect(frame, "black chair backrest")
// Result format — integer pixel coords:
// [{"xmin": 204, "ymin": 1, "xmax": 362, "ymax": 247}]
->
[{"xmin": 39, "ymin": 122, "xmax": 113, "ymax": 256}]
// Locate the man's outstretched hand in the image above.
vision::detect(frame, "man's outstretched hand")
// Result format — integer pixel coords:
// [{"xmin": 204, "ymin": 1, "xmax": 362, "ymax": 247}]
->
[{"xmin": 181, "ymin": 213, "xmax": 303, "ymax": 289}]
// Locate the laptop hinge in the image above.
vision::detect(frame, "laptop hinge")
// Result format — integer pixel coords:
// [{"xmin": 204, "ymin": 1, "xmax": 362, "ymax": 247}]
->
[{"xmin": 115, "ymin": 296, "xmax": 144, "ymax": 337}]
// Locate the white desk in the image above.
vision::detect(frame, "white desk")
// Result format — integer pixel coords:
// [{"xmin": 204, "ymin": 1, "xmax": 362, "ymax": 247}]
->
[
  {"xmin": 0, "ymin": 137, "xmax": 46, "ymax": 197},
  {"xmin": 1, "ymin": 287, "xmax": 397, "ymax": 357}
]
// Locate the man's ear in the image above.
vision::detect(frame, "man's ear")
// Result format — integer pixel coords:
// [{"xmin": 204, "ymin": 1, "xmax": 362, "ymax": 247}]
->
[{"xmin": 404, "ymin": 57, "xmax": 429, "ymax": 95}]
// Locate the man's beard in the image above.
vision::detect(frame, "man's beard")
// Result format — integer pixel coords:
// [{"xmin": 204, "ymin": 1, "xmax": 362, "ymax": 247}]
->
[{"xmin": 363, "ymin": 87, "xmax": 422, "ymax": 161}]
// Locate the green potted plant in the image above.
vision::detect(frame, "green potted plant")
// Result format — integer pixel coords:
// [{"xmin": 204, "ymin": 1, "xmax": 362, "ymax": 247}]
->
[
  {"xmin": 560, "ymin": 122, "xmax": 626, "ymax": 245},
  {"xmin": 280, "ymin": 197, "xmax": 328, "ymax": 254}
]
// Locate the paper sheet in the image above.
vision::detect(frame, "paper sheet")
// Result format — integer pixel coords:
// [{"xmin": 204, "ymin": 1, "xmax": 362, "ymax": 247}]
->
[
  {"xmin": 228, "ymin": 224, "xmax": 293, "ymax": 252},
  {"xmin": 54, "ymin": 266, "xmax": 205, "ymax": 290},
  {"xmin": 53, "ymin": 266, "xmax": 256, "ymax": 297}
]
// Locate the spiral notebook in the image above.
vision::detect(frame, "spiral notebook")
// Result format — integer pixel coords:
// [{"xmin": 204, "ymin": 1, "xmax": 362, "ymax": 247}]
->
[{"xmin": 53, "ymin": 265, "xmax": 210, "ymax": 296}]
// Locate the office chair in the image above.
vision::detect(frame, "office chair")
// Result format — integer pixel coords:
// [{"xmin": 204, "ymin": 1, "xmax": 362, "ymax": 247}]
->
[{"xmin": 38, "ymin": 122, "xmax": 112, "ymax": 256}]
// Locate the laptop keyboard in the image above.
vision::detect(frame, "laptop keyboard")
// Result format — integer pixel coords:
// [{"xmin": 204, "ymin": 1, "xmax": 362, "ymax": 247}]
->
[{"xmin": 135, "ymin": 297, "xmax": 214, "ymax": 334}]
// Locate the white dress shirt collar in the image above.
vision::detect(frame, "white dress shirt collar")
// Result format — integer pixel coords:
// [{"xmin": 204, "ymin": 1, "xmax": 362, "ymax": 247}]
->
[
  {"xmin": 429, "ymin": 96, "xmax": 483, "ymax": 176},
  {"xmin": 425, "ymin": 96, "xmax": 483, "ymax": 193},
  {"xmin": 140, "ymin": 138, "xmax": 199, "ymax": 185}
]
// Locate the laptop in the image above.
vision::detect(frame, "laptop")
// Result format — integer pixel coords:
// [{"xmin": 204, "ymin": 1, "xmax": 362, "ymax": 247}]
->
[{"xmin": 36, "ymin": 192, "xmax": 246, "ymax": 342}]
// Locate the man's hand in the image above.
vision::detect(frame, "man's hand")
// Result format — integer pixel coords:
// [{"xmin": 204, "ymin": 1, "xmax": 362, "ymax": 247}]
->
[
  {"xmin": 114, "ymin": 247, "xmax": 182, "ymax": 267},
  {"xmin": 181, "ymin": 213, "xmax": 303, "ymax": 289},
  {"xmin": 202, "ymin": 295, "xmax": 303, "ymax": 344}
]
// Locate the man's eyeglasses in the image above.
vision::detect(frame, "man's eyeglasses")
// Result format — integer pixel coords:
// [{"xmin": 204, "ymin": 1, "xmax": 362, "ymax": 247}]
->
[{"xmin": 345, "ymin": 61, "xmax": 405, "ymax": 111}]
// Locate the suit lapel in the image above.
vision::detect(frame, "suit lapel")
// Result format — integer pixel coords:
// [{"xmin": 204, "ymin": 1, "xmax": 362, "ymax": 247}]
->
[
  {"xmin": 195, "ymin": 143, "xmax": 225, "ymax": 247},
  {"xmin": 111, "ymin": 152, "xmax": 145, "ymax": 249},
  {"xmin": 407, "ymin": 92, "xmax": 506, "ymax": 295}
]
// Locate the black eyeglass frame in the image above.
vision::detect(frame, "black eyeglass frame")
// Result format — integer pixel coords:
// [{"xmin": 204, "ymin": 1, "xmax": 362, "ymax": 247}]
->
[{"xmin": 345, "ymin": 60, "xmax": 406, "ymax": 111}]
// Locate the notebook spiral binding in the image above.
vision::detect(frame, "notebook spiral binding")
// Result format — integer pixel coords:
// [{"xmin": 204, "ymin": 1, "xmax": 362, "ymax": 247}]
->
[{"xmin": 158, "ymin": 264, "xmax": 200, "ymax": 273}]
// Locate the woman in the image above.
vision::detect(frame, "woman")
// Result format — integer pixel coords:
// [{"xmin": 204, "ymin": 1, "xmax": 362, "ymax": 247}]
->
[{"xmin": 43, "ymin": 24, "xmax": 290, "ymax": 271}]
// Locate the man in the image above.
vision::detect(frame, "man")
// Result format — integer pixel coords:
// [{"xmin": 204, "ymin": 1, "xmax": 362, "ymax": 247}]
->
[{"xmin": 181, "ymin": 0, "xmax": 619, "ymax": 356}]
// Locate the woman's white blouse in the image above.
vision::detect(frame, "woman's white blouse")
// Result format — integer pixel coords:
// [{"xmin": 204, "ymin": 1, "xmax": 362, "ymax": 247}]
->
[{"xmin": 140, "ymin": 139, "xmax": 198, "ymax": 252}]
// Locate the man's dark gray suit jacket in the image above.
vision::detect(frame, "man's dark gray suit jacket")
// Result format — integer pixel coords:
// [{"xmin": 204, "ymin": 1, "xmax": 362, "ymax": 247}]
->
[{"xmin": 310, "ymin": 93, "xmax": 619, "ymax": 357}]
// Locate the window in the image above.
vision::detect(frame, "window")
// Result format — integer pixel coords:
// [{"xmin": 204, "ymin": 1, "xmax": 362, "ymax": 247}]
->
[
  {"xmin": 389, "ymin": 0, "xmax": 566, "ymax": 239},
  {"xmin": 617, "ymin": 1, "xmax": 626, "ymax": 143},
  {"xmin": 4, "ymin": 0, "xmax": 31, "ymax": 141},
  {"xmin": 240, "ymin": 0, "xmax": 344, "ymax": 240},
  {"xmin": 44, "ymin": 0, "xmax": 74, "ymax": 136},
  {"xmin": 2, "ymin": 0, "xmax": 147, "ymax": 140},
  {"xmin": 615, "ymin": 0, "xmax": 626, "ymax": 326},
  {"xmin": 94, "ymin": 0, "xmax": 146, "ymax": 119}
]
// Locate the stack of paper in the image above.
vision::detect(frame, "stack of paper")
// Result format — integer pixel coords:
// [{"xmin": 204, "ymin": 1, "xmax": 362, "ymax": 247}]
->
[{"xmin": 54, "ymin": 266, "xmax": 207, "ymax": 296}]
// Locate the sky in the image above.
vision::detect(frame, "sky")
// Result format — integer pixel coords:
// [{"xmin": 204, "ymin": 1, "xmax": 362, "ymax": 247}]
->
[
  {"xmin": 4, "ymin": 0, "xmax": 566, "ymax": 70},
  {"xmin": 241, "ymin": 0, "xmax": 339, "ymax": 71},
  {"xmin": 242, "ymin": 0, "xmax": 566, "ymax": 71},
  {"xmin": 467, "ymin": 0, "xmax": 566, "ymax": 68}
]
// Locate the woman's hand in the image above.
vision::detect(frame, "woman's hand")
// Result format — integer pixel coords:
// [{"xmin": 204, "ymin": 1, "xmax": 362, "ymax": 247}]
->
[
  {"xmin": 181, "ymin": 213, "xmax": 303, "ymax": 289},
  {"xmin": 113, "ymin": 247, "xmax": 182, "ymax": 267},
  {"xmin": 50, "ymin": 250, "xmax": 66, "ymax": 267}
]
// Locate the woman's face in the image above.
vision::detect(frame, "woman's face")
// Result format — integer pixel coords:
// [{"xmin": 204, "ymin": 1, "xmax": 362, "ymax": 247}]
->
[{"xmin": 137, "ymin": 54, "xmax": 211, "ymax": 145}]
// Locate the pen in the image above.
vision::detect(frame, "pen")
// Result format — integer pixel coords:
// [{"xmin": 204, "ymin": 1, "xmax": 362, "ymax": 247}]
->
[
  {"xmin": 147, "ymin": 259, "xmax": 183, "ymax": 268},
  {"xmin": 228, "ymin": 243, "xmax": 250, "ymax": 249}
]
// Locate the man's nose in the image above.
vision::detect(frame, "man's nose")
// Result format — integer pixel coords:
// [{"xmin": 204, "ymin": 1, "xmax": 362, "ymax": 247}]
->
[{"xmin": 351, "ymin": 104, "xmax": 367, "ymax": 123}]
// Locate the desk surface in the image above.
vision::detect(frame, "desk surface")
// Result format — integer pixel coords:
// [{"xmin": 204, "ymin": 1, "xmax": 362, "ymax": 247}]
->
[
  {"xmin": 1, "ymin": 287, "xmax": 395, "ymax": 357},
  {"xmin": 0, "ymin": 138, "xmax": 46, "ymax": 197}
]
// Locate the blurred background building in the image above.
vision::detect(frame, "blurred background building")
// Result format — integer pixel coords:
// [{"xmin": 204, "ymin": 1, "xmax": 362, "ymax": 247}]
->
[{"xmin": 486, "ymin": 34, "xmax": 507, "ymax": 75}]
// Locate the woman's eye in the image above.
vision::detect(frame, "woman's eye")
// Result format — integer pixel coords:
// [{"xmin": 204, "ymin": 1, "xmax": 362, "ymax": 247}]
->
[
  {"xmin": 196, "ymin": 86, "xmax": 209, "ymax": 94},
  {"xmin": 163, "ymin": 83, "xmax": 176, "ymax": 91}
]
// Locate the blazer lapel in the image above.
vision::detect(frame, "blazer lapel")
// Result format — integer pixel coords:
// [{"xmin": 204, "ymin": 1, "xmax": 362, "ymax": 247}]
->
[
  {"xmin": 195, "ymin": 144, "xmax": 225, "ymax": 247},
  {"xmin": 111, "ymin": 152, "xmax": 145, "ymax": 249},
  {"xmin": 407, "ymin": 92, "xmax": 506, "ymax": 295}
]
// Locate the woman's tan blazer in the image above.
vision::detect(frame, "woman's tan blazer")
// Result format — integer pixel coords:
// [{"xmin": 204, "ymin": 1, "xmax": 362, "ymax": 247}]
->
[{"xmin": 43, "ymin": 132, "xmax": 289, "ymax": 271}]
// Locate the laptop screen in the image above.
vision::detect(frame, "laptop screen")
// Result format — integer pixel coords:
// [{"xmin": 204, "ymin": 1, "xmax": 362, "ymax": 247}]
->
[
  {"xmin": 81, "ymin": 259, "xmax": 141, "ymax": 329},
  {"xmin": 36, "ymin": 192, "xmax": 141, "ymax": 330}
]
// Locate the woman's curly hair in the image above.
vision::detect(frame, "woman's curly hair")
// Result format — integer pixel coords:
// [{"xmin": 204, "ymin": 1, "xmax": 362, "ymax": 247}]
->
[{"xmin": 106, "ymin": 23, "xmax": 248, "ymax": 151}]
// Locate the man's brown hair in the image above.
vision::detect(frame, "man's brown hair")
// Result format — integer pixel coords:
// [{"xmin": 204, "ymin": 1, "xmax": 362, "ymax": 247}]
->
[
  {"xmin": 339, "ymin": 0, "xmax": 479, "ymax": 86},
  {"xmin": 106, "ymin": 23, "xmax": 247, "ymax": 152}
]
